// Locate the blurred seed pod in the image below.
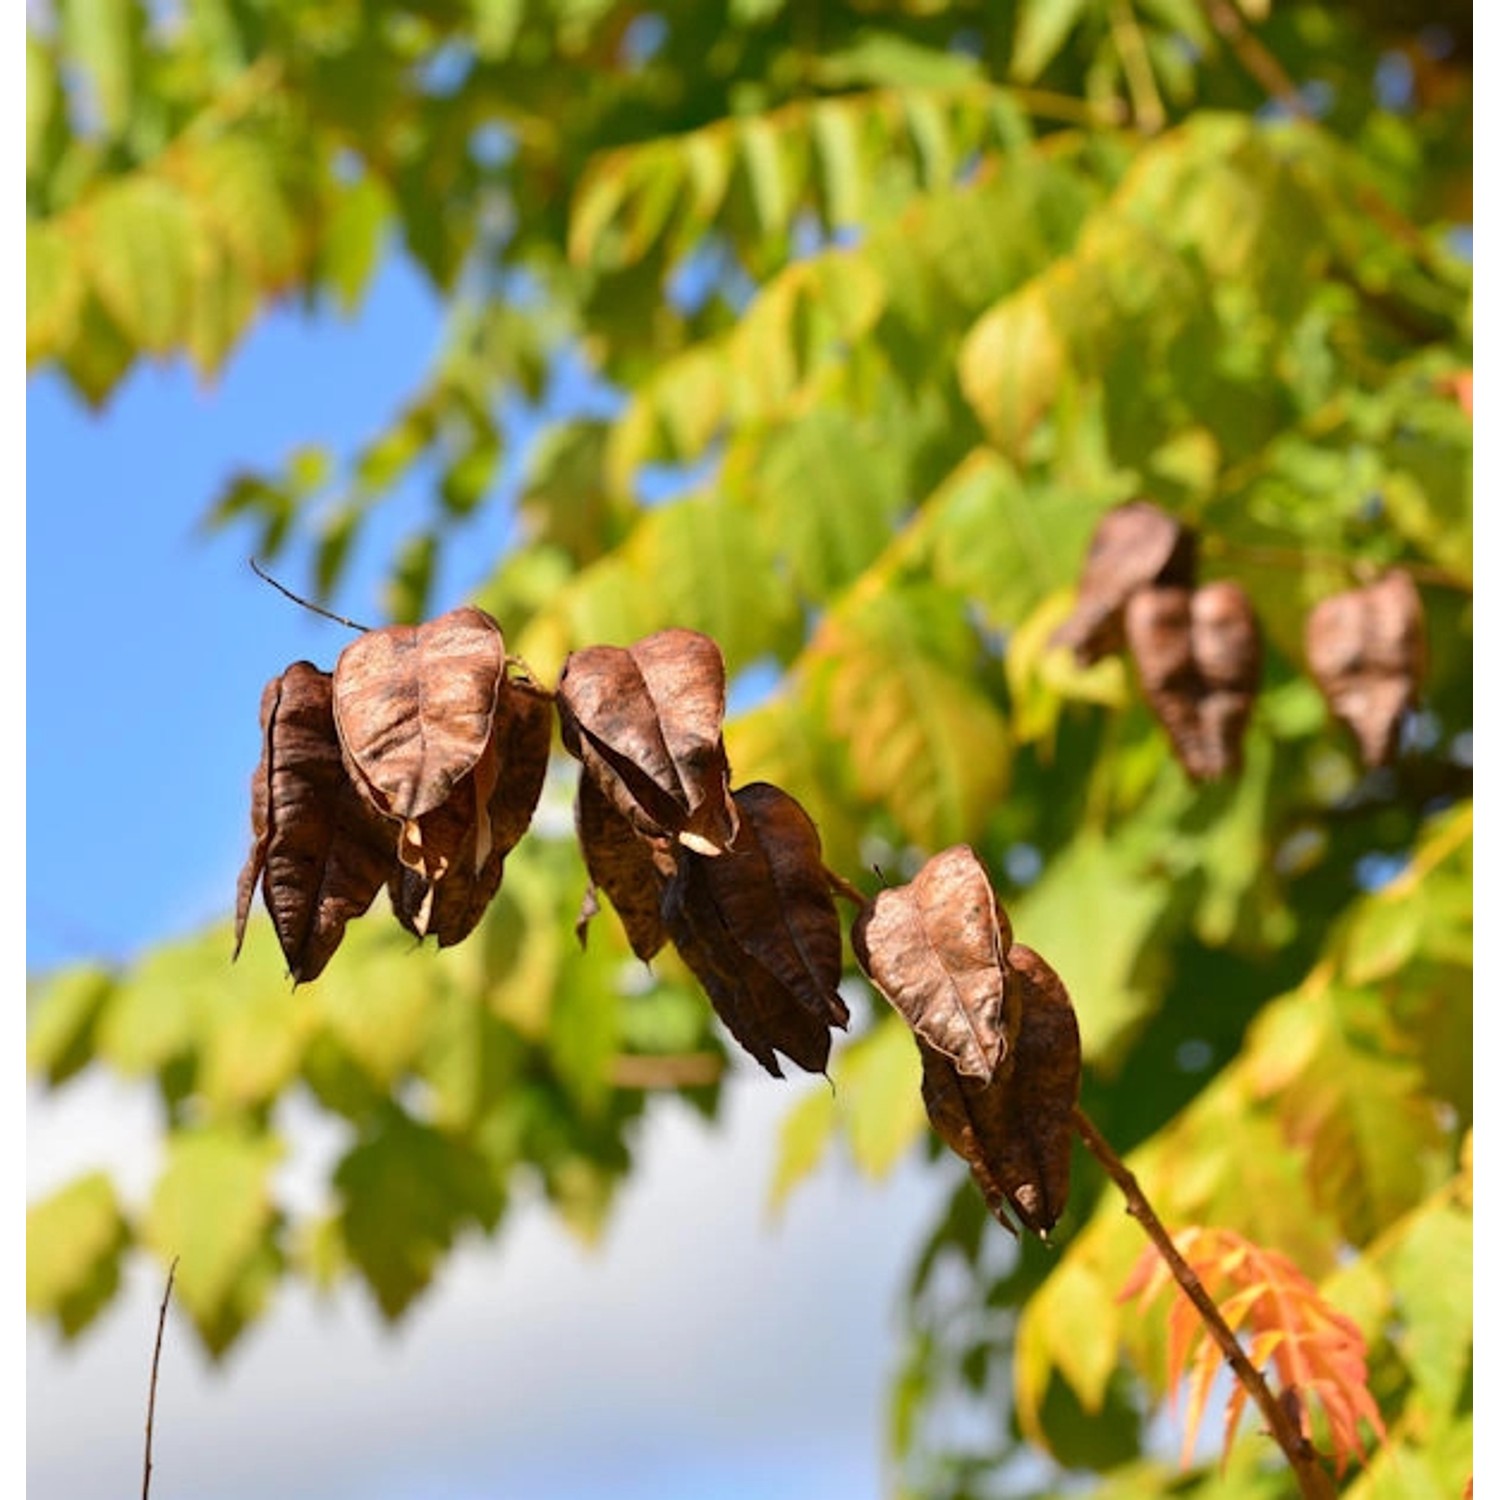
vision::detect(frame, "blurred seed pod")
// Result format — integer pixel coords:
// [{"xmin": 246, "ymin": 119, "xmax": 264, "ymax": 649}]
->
[
  {"xmin": 1053, "ymin": 500, "xmax": 1198, "ymax": 666},
  {"xmin": 1126, "ymin": 580, "xmax": 1261, "ymax": 781},
  {"xmin": 1305, "ymin": 570, "xmax": 1426, "ymax": 767}
]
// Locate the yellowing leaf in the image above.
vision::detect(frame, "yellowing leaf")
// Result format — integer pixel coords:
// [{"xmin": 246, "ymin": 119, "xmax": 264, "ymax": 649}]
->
[
  {"xmin": 143, "ymin": 1126, "xmax": 282, "ymax": 1350},
  {"xmin": 27, "ymin": 1173, "xmax": 130, "ymax": 1336},
  {"xmin": 769, "ymin": 1083, "xmax": 837, "ymax": 1213},
  {"xmin": 84, "ymin": 177, "xmax": 199, "ymax": 354},
  {"xmin": 26, "ymin": 219, "xmax": 84, "ymax": 366},
  {"xmin": 834, "ymin": 1012, "xmax": 926, "ymax": 1179},
  {"xmin": 810, "ymin": 583, "xmax": 1010, "ymax": 849}
]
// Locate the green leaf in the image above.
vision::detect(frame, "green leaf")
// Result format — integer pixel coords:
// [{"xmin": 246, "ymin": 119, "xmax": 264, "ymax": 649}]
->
[
  {"xmin": 834, "ymin": 1012, "xmax": 926, "ymax": 1179},
  {"xmin": 1247, "ymin": 985, "xmax": 1445, "ymax": 1244},
  {"xmin": 726, "ymin": 405, "xmax": 904, "ymax": 600},
  {"xmin": 334, "ymin": 1108, "xmax": 505, "ymax": 1319},
  {"xmin": 27, "ymin": 964, "xmax": 115, "ymax": 1087},
  {"xmin": 27, "ymin": 1173, "xmax": 130, "ymax": 1336},
  {"xmin": 320, "ymin": 173, "xmax": 390, "ymax": 314},
  {"xmin": 1012, "ymin": 0, "xmax": 1093, "ymax": 82},
  {"xmin": 27, "ymin": 38, "xmax": 57, "ymax": 179},
  {"xmin": 93, "ymin": 928, "xmax": 231, "ymax": 1076},
  {"xmin": 26, "ymin": 220, "xmax": 84, "ymax": 366},
  {"xmin": 182, "ymin": 133, "xmax": 302, "ymax": 288},
  {"xmin": 1385, "ymin": 1199, "xmax": 1472, "ymax": 1418},
  {"xmin": 84, "ymin": 177, "xmax": 199, "ymax": 354},
  {"xmin": 769, "ymin": 1084, "xmax": 837, "ymax": 1212},
  {"xmin": 59, "ymin": 0, "xmax": 139, "ymax": 138},
  {"xmin": 143, "ymin": 1125, "xmax": 282, "ymax": 1352},
  {"xmin": 1011, "ymin": 833, "xmax": 1172, "ymax": 1070}
]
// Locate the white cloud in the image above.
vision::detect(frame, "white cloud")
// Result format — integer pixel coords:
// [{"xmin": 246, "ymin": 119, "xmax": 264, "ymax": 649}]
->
[{"xmin": 28, "ymin": 1071, "xmax": 952, "ymax": 1500}]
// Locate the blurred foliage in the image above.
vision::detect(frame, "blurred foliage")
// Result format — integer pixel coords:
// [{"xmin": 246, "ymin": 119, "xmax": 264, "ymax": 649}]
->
[{"xmin": 27, "ymin": 0, "xmax": 1469, "ymax": 1494}]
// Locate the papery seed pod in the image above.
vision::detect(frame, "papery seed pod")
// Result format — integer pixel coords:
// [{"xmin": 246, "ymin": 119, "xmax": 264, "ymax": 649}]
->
[
  {"xmin": 388, "ymin": 673, "xmax": 554, "ymax": 947},
  {"xmin": 1053, "ymin": 500, "xmax": 1198, "ymax": 666},
  {"xmin": 1126, "ymin": 580, "xmax": 1261, "ymax": 780},
  {"xmin": 556, "ymin": 628, "xmax": 738, "ymax": 855},
  {"xmin": 1305, "ymin": 570, "xmax": 1426, "ymax": 767},
  {"xmin": 574, "ymin": 769, "xmax": 676, "ymax": 962},
  {"xmin": 234, "ymin": 662, "xmax": 398, "ymax": 982},
  {"xmin": 332, "ymin": 606, "xmax": 507, "ymax": 880},
  {"xmin": 852, "ymin": 845, "xmax": 1016, "ymax": 1083},
  {"xmin": 663, "ymin": 782, "xmax": 847, "ymax": 1077},
  {"xmin": 919, "ymin": 944, "xmax": 1080, "ymax": 1238}
]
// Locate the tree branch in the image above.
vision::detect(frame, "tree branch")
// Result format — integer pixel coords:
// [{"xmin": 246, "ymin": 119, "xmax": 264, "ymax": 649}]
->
[
  {"xmin": 1070, "ymin": 1107, "xmax": 1337, "ymax": 1500},
  {"xmin": 142, "ymin": 1257, "xmax": 179, "ymax": 1500}
]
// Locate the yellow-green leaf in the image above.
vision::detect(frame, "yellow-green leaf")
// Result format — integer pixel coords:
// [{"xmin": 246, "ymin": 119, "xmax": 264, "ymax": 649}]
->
[{"xmin": 27, "ymin": 1173, "xmax": 130, "ymax": 1336}]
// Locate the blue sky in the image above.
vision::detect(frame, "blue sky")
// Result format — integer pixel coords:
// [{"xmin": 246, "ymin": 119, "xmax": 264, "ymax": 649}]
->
[{"xmin": 26, "ymin": 257, "xmax": 955, "ymax": 1500}]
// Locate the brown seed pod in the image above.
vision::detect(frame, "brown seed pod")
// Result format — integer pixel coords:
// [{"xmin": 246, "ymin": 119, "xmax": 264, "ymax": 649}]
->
[
  {"xmin": 851, "ymin": 845, "xmax": 1016, "ymax": 1083},
  {"xmin": 919, "ymin": 944, "xmax": 1080, "ymax": 1238},
  {"xmin": 1305, "ymin": 570, "xmax": 1426, "ymax": 767},
  {"xmin": 234, "ymin": 662, "xmax": 398, "ymax": 982},
  {"xmin": 556, "ymin": 628, "xmax": 738, "ymax": 855},
  {"xmin": 332, "ymin": 606, "xmax": 508, "ymax": 880},
  {"xmin": 663, "ymin": 782, "xmax": 848, "ymax": 1077},
  {"xmin": 1053, "ymin": 500, "xmax": 1198, "ymax": 666},
  {"xmin": 387, "ymin": 674, "xmax": 554, "ymax": 947},
  {"xmin": 574, "ymin": 769, "xmax": 676, "ymax": 962},
  {"xmin": 1125, "ymin": 580, "xmax": 1261, "ymax": 780}
]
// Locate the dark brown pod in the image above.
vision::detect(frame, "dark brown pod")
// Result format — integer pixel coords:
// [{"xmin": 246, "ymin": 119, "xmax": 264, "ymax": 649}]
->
[
  {"xmin": 1126, "ymin": 580, "xmax": 1261, "ymax": 780},
  {"xmin": 662, "ymin": 782, "xmax": 848, "ymax": 1077},
  {"xmin": 919, "ymin": 944, "xmax": 1080, "ymax": 1238},
  {"xmin": 851, "ymin": 845, "xmax": 1016, "ymax": 1082},
  {"xmin": 556, "ymin": 628, "xmax": 738, "ymax": 854},
  {"xmin": 1305, "ymin": 570, "xmax": 1426, "ymax": 767},
  {"xmin": 574, "ymin": 769, "xmax": 675, "ymax": 962},
  {"xmin": 1052, "ymin": 501, "xmax": 1197, "ymax": 665},
  {"xmin": 332, "ymin": 606, "xmax": 507, "ymax": 880},
  {"xmin": 234, "ymin": 662, "xmax": 398, "ymax": 982},
  {"xmin": 388, "ymin": 675, "xmax": 554, "ymax": 947}
]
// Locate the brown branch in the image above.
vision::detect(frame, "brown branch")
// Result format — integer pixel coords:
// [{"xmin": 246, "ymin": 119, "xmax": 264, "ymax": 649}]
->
[
  {"xmin": 142, "ymin": 1256, "xmax": 179, "ymax": 1500},
  {"xmin": 1198, "ymin": 535, "xmax": 1472, "ymax": 594},
  {"xmin": 1070, "ymin": 1107, "xmax": 1337, "ymax": 1500},
  {"xmin": 609, "ymin": 1052, "xmax": 725, "ymax": 1089},
  {"xmin": 248, "ymin": 557, "xmax": 373, "ymax": 632},
  {"xmin": 823, "ymin": 867, "xmax": 870, "ymax": 909},
  {"xmin": 1199, "ymin": 0, "xmax": 1309, "ymax": 117}
]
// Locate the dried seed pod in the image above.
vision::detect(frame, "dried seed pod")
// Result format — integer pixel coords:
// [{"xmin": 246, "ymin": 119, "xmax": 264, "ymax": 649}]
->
[
  {"xmin": 388, "ymin": 674, "xmax": 554, "ymax": 947},
  {"xmin": 919, "ymin": 944, "xmax": 1080, "ymax": 1238},
  {"xmin": 1053, "ymin": 500, "xmax": 1198, "ymax": 665},
  {"xmin": 1305, "ymin": 571, "xmax": 1426, "ymax": 767},
  {"xmin": 574, "ymin": 769, "xmax": 676, "ymax": 962},
  {"xmin": 852, "ymin": 846, "xmax": 1016, "ymax": 1083},
  {"xmin": 1126, "ymin": 580, "xmax": 1261, "ymax": 780},
  {"xmin": 332, "ymin": 606, "xmax": 508, "ymax": 880},
  {"xmin": 234, "ymin": 662, "xmax": 398, "ymax": 982},
  {"xmin": 663, "ymin": 782, "xmax": 848, "ymax": 1077},
  {"xmin": 556, "ymin": 628, "xmax": 738, "ymax": 855}
]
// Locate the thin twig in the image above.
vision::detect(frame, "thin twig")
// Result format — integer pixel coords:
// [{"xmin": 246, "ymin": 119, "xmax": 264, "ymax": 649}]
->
[
  {"xmin": 1199, "ymin": 0, "xmax": 1309, "ymax": 117},
  {"xmin": 1198, "ymin": 536, "xmax": 1472, "ymax": 594},
  {"xmin": 1111, "ymin": 0, "xmax": 1167, "ymax": 134},
  {"xmin": 248, "ymin": 558, "xmax": 372, "ymax": 632},
  {"xmin": 1070, "ymin": 1107, "xmax": 1337, "ymax": 1500},
  {"xmin": 142, "ymin": 1257, "xmax": 179, "ymax": 1500},
  {"xmin": 609, "ymin": 1052, "xmax": 725, "ymax": 1089},
  {"xmin": 823, "ymin": 867, "xmax": 870, "ymax": 909}
]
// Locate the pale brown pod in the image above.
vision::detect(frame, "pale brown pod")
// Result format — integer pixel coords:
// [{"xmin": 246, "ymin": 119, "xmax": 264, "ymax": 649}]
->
[
  {"xmin": 1305, "ymin": 571, "xmax": 1426, "ymax": 767},
  {"xmin": 332, "ymin": 606, "xmax": 508, "ymax": 880},
  {"xmin": 1053, "ymin": 500, "xmax": 1198, "ymax": 665},
  {"xmin": 388, "ymin": 674, "xmax": 554, "ymax": 947},
  {"xmin": 851, "ymin": 845, "xmax": 1016, "ymax": 1083},
  {"xmin": 574, "ymin": 769, "xmax": 675, "ymax": 962}
]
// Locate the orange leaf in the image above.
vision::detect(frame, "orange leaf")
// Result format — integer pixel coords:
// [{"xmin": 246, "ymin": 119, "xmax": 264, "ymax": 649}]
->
[{"xmin": 1120, "ymin": 1226, "xmax": 1387, "ymax": 1477}]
